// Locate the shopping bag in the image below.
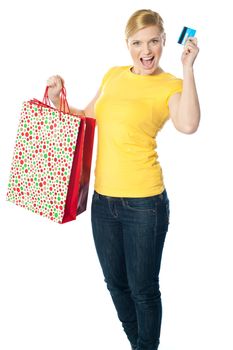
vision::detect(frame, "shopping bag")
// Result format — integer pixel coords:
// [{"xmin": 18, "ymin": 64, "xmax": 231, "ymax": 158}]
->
[{"xmin": 6, "ymin": 85, "xmax": 96, "ymax": 223}]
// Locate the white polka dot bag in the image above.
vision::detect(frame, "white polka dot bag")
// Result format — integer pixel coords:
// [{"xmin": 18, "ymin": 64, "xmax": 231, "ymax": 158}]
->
[{"xmin": 6, "ymin": 86, "xmax": 96, "ymax": 223}]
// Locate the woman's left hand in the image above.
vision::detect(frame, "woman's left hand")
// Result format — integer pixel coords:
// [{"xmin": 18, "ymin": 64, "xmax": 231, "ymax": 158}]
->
[{"xmin": 181, "ymin": 37, "xmax": 199, "ymax": 67}]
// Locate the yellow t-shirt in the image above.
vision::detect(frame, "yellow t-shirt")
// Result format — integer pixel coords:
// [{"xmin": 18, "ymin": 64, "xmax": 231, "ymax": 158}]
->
[{"xmin": 94, "ymin": 66, "xmax": 183, "ymax": 197}]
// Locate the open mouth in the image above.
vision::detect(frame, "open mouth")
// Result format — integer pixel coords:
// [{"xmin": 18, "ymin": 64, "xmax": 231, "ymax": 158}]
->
[{"xmin": 140, "ymin": 56, "xmax": 155, "ymax": 68}]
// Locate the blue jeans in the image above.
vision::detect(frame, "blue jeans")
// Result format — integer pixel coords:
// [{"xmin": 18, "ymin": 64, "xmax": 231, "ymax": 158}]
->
[{"xmin": 91, "ymin": 189, "xmax": 170, "ymax": 350}]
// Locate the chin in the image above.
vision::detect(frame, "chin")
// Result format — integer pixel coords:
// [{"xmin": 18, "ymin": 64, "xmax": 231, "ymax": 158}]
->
[{"xmin": 133, "ymin": 61, "xmax": 160, "ymax": 75}]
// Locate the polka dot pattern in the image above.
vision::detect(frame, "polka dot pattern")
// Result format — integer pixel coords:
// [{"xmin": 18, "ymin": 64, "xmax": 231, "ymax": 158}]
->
[{"xmin": 6, "ymin": 100, "xmax": 81, "ymax": 223}]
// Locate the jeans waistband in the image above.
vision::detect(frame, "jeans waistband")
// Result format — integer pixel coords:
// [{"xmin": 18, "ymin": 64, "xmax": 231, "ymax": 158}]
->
[{"xmin": 93, "ymin": 189, "xmax": 168, "ymax": 202}]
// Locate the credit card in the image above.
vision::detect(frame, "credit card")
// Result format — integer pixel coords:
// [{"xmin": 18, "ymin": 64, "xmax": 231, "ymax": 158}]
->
[{"xmin": 178, "ymin": 26, "xmax": 196, "ymax": 45}]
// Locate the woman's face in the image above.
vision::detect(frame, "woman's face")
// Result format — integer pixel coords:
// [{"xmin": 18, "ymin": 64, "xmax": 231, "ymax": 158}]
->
[{"xmin": 127, "ymin": 25, "xmax": 165, "ymax": 75}]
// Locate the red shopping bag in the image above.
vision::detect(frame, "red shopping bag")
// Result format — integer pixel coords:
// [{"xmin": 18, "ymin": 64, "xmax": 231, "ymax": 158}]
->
[{"xmin": 6, "ymin": 85, "xmax": 96, "ymax": 223}]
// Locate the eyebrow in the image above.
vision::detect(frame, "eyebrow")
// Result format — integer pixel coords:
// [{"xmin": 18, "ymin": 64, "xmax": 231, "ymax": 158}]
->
[{"xmin": 130, "ymin": 37, "xmax": 160, "ymax": 42}]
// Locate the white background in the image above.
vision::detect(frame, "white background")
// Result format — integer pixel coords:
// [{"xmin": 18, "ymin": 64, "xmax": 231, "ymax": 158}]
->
[{"xmin": 0, "ymin": 0, "xmax": 232, "ymax": 349}]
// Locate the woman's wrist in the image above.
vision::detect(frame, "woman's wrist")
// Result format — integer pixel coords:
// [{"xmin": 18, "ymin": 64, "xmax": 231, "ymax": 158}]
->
[
  {"xmin": 50, "ymin": 95, "xmax": 60, "ymax": 108},
  {"xmin": 183, "ymin": 65, "xmax": 194, "ymax": 74}
]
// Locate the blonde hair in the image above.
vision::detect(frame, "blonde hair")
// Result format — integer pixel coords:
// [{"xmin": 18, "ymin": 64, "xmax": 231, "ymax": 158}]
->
[{"xmin": 125, "ymin": 9, "xmax": 164, "ymax": 40}]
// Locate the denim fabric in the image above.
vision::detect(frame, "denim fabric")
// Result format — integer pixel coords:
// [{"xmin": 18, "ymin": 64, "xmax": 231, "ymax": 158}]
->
[{"xmin": 91, "ymin": 190, "xmax": 170, "ymax": 350}]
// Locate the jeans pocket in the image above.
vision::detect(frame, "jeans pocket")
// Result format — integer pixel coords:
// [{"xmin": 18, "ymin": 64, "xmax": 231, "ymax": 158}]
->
[
  {"xmin": 124, "ymin": 197, "xmax": 156, "ymax": 213},
  {"xmin": 156, "ymin": 199, "xmax": 170, "ymax": 233}
]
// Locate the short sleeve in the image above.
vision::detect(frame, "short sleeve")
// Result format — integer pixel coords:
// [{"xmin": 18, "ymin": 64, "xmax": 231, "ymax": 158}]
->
[
  {"xmin": 167, "ymin": 77, "xmax": 183, "ymax": 102},
  {"xmin": 99, "ymin": 66, "xmax": 118, "ymax": 92}
]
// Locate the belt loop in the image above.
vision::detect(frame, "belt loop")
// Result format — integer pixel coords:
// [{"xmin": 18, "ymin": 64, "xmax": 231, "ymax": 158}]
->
[
  {"xmin": 121, "ymin": 198, "xmax": 127, "ymax": 206},
  {"xmin": 94, "ymin": 190, "xmax": 101, "ymax": 200},
  {"xmin": 159, "ymin": 193, "xmax": 163, "ymax": 201}
]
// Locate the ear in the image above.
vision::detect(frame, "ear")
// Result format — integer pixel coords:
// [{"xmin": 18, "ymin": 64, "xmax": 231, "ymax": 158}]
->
[
  {"xmin": 163, "ymin": 32, "xmax": 166, "ymax": 46},
  {"xmin": 125, "ymin": 39, "xmax": 129, "ymax": 49}
]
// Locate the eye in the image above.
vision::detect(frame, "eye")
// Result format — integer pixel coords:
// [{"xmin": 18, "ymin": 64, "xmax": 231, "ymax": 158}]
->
[
  {"xmin": 132, "ymin": 41, "xmax": 141, "ymax": 46},
  {"xmin": 152, "ymin": 39, "xmax": 159, "ymax": 44}
]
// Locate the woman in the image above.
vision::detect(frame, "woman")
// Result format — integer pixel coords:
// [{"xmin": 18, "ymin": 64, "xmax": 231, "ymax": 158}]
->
[{"xmin": 47, "ymin": 9, "xmax": 200, "ymax": 350}]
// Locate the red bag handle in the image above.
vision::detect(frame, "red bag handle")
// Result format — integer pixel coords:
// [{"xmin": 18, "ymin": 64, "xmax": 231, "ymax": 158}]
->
[{"xmin": 43, "ymin": 85, "xmax": 70, "ymax": 114}]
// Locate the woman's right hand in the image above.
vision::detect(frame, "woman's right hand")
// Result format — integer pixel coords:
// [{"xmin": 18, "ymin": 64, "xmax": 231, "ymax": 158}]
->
[{"xmin": 46, "ymin": 75, "xmax": 65, "ymax": 104}]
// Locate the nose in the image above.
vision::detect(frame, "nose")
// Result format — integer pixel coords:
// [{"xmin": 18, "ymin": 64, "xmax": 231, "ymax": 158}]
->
[{"xmin": 142, "ymin": 43, "xmax": 152, "ymax": 55}]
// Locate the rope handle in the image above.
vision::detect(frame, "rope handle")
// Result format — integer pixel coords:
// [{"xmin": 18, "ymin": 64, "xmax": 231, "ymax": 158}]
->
[{"xmin": 43, "ymin": 85, "xmax": 70, "ymax": 114}]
